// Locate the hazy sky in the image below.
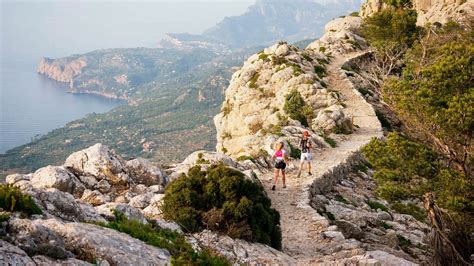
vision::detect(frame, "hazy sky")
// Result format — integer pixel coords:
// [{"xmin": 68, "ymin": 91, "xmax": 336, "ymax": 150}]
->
[{"xmin": 1, "ymin": 0, "xmax": 254, "ymax": 62}]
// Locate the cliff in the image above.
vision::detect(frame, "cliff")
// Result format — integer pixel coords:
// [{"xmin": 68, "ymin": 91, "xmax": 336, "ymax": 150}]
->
[
  {"xmin": 360, "ymin": 0, "xmax": 474, "ymax": 26},
  {"xmin": 37, "ymin": 57, "xmax": 86, "ymax": 85}
]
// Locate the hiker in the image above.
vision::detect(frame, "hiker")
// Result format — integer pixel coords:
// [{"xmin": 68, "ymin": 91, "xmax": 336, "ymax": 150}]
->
[
  {"xmin": 272, "ymin": 141, "xmax": 289, "ymax": 190},
  {"xmin": 298, "ymin": 130, "xmax": 313, "ymax": 177}
]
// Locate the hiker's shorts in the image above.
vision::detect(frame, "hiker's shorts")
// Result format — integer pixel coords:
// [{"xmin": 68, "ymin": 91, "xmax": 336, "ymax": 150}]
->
[{"xmin": 300, "ymin": 152, "xmax": 312, "ymax": 162}]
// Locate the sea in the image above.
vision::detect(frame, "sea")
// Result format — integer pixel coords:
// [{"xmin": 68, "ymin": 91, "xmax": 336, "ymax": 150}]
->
[{"xmin": 0, "ymin": 0, "xmax": 251, "ymax": 153}]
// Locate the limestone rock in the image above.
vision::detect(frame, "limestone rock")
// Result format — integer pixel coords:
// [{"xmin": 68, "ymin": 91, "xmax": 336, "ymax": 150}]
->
[
  {"xmin": 9, "ymin": 218, "xmax": 170, "ymax": 265},
  {"xmin": 307, "ymin": 16, "xmax": 367, "ymax": 55},
  {"xmin": 129, "ymin": 193, "xmax": 154, "ymax": 209},
  {"xmin": 64, "ymin": 143, "xmax": 129, "ymax": 185},
  {"xmin": 5, "ymin": 173, "xmax": 30, "ymax": 185},
  {"xmin": 95, "ymin": 203, "xmax": 147, "ymax": 224},
  {"xmin": 169, "ymin": 150, "xmax": 239, "ymax": 179},
  {"xmin": 31, "ymin": 166, "xmax": 84, "ymax": 197},
  {"xmin": 81, "ymin": 189, "xmax": 110, "ymax": 206},
  {"xmin": 37, "ymin": 57, "xmax": 86, "ymax": 83},
  {"xmin": 126, "ymin": 158, "xmax": 168, "ymax": 186},
  {"xmin": 0, "ymin": 239, "xmax": 35, "ymax": 264},
  {"xmin": 32, "ymin": 255, "xmax": 93, "ymax": 266},
  {"xmin": 193, "ymin": 230, "xmax": 295, "ymax": 265},
  {"xmin": 312, "ymin": 104, "xmax": 353, "ymax": 133},
  {"xmin": 214, "ymin": 41, "xmax": 344, "ymax": 158}
]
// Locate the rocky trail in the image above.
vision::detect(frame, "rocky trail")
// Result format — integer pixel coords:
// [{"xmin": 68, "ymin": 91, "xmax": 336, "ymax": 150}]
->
[{"xmin": 261, "ymin": 51, "xmax": 383, "ymax": 264}]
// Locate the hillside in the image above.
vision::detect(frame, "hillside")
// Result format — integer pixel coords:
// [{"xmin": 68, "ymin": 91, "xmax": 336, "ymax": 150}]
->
[{"xmin": 160, "ymin": 0, "xmax": 363, "ymax": 50}]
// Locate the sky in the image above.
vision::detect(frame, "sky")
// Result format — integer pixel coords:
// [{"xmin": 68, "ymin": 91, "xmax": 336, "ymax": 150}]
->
[{"xmin": 0, "ymin": 0, "xmax": 254, "ymax": 61}]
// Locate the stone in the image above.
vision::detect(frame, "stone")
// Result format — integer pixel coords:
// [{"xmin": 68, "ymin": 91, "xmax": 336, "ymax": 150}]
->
[
  {"xmin": 64, "ymin": 143, "xmax": 129, "ymax": 185},
  {"xmin": 376, "ymin": 211, "xmax": 392, "ymax": 221},
  {"xmin": 193, "ymin": 230, "xmax": 295, "ymax": 265},
  {"xmin": 81, "ymin": 189, "xmax": 110, "ymax": 206},
  {"xmin": 129, "ymin": 193, "xmax": 154, "ymax": 209},
  {"xmin": 366, "ymin": 250, "xmax": 417, "ymax": 266},
  {"xmin": 169, "ymin": 151, "xmax": 240, "ymax": 179},
  {"xmin": 13, "ymin": 218, "xmax": 170, "ymax": 265},
  {"xmin": 30, "ymin": 166, "xmax": 84, "ymax": 196},
  {"xmin": 5, "ymin": 174, "xmax": 29, "ymax": 185},
  {"xmin": 0, "ymin": 239, "xmax": 35, "ymax": 264},
  {"xmin": 323, "ymin": 230, "xmax": 345, "ymax": 240},
  {"xmin": 95, "ymin": 179, "xmax": 111, "ymax": 193},
  {"xmin": 32, "ymin": 255, "xmax": 93, "ymax": 266},
  {"xmin": 26, "ymin": 187, "xmax": 105, "ymax": 223},
  {"xmin": 95, "ymin": 203, "xmax": 147, "ymax": 224},
  {"xmin": 7, "ymin": 218, "xmax": 72, "ymax": 261},
  {"xmin": 126, "ymin": 158, "xmax": 168, "ymax": 186},
  {"xmin": 335, "ymin": 220, "xmax": 364, "ymax": 240}
]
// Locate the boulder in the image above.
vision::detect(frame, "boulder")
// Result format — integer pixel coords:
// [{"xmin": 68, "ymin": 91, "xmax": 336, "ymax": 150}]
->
[
  {"xmin": 335, "ymin": 220, "xmax": 364, "ymax": 240},
  {"xmin": 193, "ymin": 230, "xmax": 295, "ymax": 265},
  {"xmin": 126, "ymin": 158, "xmax": 167, "ymax": 186},
  {"xmin": 9, "ymin": 218, "xmax": 170, "ymax": 265},
  {"xmin": 81, "ymin": 189, "xmax": 110, "ymax": 206},
  {"xmin": 30, "ymin": 166, "xmax": 84, "ymax": 197},
  {"xmin": 95, "ymin": 203, "xmax": 147, "ymax": 224},
  {"xmin": 5, "ymin": 174, "xmax": 29, "ymax": 185},
  {"xmin": 0, "ymin": 240, "xmax": 35, "ymax": 264},
  {"xmin": 64, "ymin": 143, "xmax": 129, "ymax": 185}
]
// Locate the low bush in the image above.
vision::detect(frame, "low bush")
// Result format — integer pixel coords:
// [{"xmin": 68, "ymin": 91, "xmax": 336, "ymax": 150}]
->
[
  {"xmin": 313, "ymin": 65, "xmax": 327, "ymax": 78},
  {"xmin": 236, "ymin": 155, "xmax": 254, "ymax": 162},
  {"xmin": 323, "ymin": 136, "xmax": 337, "ymax": 148},
  {"xmin": 366, "ymin": 200, "xmax": 389, "ymax": 212},
  {"xmin": 284, "ymin": 89, "xmax": 309, "ymax": 127},
  {"xmin": 101, "ymin": 211, "xmax": 229, "ymax": 265},
  {"xmin": 162, "ymin": 165, "xmax": 282, "ymax": 249},
  {"xmin": 362, "ymin": 133, "xmax": 473, "ymax": 227},
  {"xmin": 0, "ymin": 184, "xmax": 42, "ymax": 215},
  {"xmin": 287, "ymin": 142, "xmax": 301, "ymax": 159}
]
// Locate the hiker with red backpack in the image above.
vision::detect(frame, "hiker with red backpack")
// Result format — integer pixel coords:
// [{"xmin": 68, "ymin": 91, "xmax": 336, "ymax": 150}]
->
[{"xmin": 272, "ymin": 141, "xmax": 289, "ymax": 190}]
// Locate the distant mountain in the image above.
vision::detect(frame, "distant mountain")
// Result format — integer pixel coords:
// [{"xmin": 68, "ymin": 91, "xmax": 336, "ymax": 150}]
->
[{"xmin": 160, "ymin": 0, "xmax": 363, "ymax": 50}]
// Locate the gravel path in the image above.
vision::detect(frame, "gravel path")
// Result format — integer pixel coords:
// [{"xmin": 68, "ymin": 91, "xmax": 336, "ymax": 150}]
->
[{"xmin": 260, "ymin": 52, "xmax": 383, "ymax": 264}]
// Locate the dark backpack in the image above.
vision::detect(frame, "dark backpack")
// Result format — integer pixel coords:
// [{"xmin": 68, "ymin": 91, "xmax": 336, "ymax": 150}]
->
[{"xmin": 300, "ymin": 138, "xmax": 310, "ymax": 153}]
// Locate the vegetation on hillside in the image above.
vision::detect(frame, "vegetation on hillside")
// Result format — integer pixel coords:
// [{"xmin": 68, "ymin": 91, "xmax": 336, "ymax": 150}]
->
[
  {"xmin": 284, "ymin": 89, "xmax": 311, "ymax": 127},
  {"xmin": 0, "ymin": 184, "xmax": 42, "ymax": 215},
  {"xmin": 360, "ymin": 6, "xmax": 473, "ymax": 263},
  {"xmin": 100, "ymin": 210, "xmax": 229, "ymax": 265},
  {"xmin": 383, "ymin": 24, "xmax": 473, "ymax": 175},
  {"xmin": 162, "ymin": 165, "xmax": 282, "ymax": 249}
]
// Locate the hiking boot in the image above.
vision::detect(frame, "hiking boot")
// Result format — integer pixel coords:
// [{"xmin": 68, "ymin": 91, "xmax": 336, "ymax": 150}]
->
[
  {"xmin": 283, "ymin": 185, "xmax": 286, "ymax": 188},
  {"xmin": 271, "ymin": 185, "xmax": 276, "ymax": 191},
  {"xmin": 297, "ymin": 172, "xmax": 301, "ymax": 178},
  {"xmin": 308, "ymin": 172, "xmax": 312, "ymax": 176}
]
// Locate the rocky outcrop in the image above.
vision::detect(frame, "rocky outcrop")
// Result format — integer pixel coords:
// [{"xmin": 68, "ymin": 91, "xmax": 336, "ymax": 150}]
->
[
  {"xmin": 37, "ymin": 57, "xmax": 86, "ymax": 84},
  {"xmin": 214, "ymin": 41, "xmax": 347, "ymax": 158},
  {"xmin": 360, "ymin": 0, "xmax": 474, "ymax": 26},
  {"xmin": 192, "ymin": 230, "xmax": 296, "ymax": 264},
  {"xmin": 6, "ymin": 143, "xmax": 168, "ymax": 223},
  {"xmin": 306, "ymin": 16, "xmax": 367, "ymax": 56},
  {"xmin": 7, "ymin": 218, "xmax": 170, "ymax": 265}
]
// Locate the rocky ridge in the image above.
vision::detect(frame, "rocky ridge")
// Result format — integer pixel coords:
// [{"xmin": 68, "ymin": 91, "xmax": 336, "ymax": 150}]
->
[{"xmin": 360, "ymin": 0, "xmax": 474, "ymax": 26}]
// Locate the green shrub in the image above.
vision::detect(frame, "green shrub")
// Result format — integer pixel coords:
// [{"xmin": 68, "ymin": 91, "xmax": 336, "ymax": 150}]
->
[
  {"xmin": 323, "ymin": 136, "xmax": 337, "ymax": 148},
  {"xmin": 301, "ymin": 53, "xmax": 313, "ymax": 62},
  {"xmin": 0, "ymin": 213, "xmax": 10, "ymax": 223},
  {"xmin": 319, "ymin": 47, "xmax": 326, "ymax": 53},
  {"xmin": 366, "ymin": 200, "xmax": 389, "ymax": 212},
  {"xmin": 362, "ymin": 133, "xmax": 473, "ymax": 226},
  {"xmin": 101, "ymin": 211, "xmax": 229, "ymax": 265},
  {"xmin": 361, "ymin": 9, "xmax": 419, "ymax": 52},
  {"xmin": 383, "ymin": 25, "xmax": 472, "ymax": 172},
  {"xmin": 349, "ymin": 11, "xmax": 359, "ymax": 17},
  {"xmin": 248, "ymin": 72, "xmax": 260, "ymax": 89},
  {"xmin": 236, "ymin": 155, "xmax": 254, "ymax": 162},
  {"xmin": 271, "ymin": 55, "xmax": 288, "ymax": 66},
  {"xmin": 287, "ymin": 142, "xmax": 301, "ymax": 159},
  {"xmin": 397, "ymin": 234, "xmax": 412, "ymax": 248},
  {"xmin": 391, "ymin": 202, "xmax": 426, "ymax": 222},
  {"xmin": 357, "ymin": 87, "xmax": 373, "ymax": 97},
  {"xmin": 381, "ymin": 222, "xmax": 393, "ymax": 229},
  {"xmin": 284, "ymin": 89, "xmax": 308, "ymax": 127},
  {"xmin": 313, "ymin": 65, "xmax": 327, "ymax": 78},
  {"xmin": 258, "ymin": 53, "xmax": 270, "ymax": 62},
  {"xmin": 335, "ymin": 195, "xmax": 350, "ymax": 205},
  {"xmin": 162, "ymin": 165, "xmax": 282, "ymax": 249},
  {"xmin": 0, "ymin": 184, "xmax": 42, "ymax": 215}
]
